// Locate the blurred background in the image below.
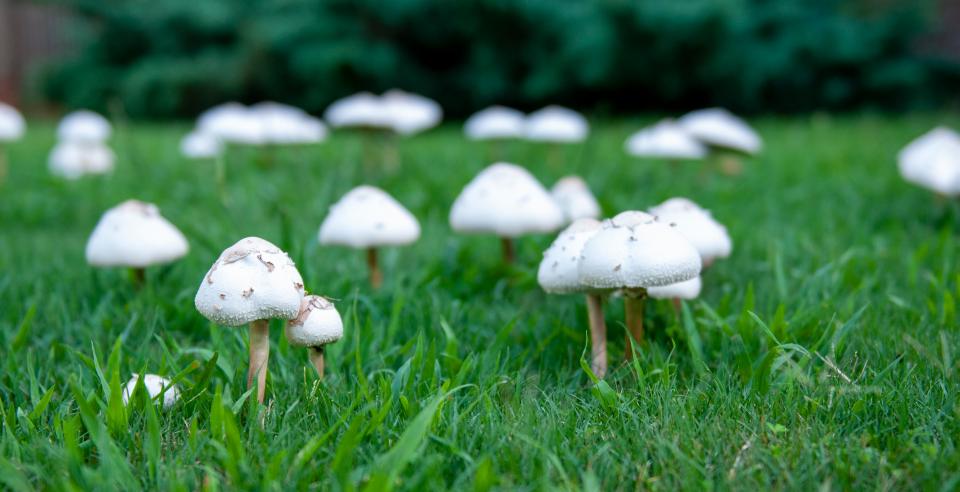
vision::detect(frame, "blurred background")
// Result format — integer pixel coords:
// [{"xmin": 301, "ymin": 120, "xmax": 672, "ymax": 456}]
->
[{"xmin": 1, "ymin": 0, "xmax": 958, "ymax": 119}]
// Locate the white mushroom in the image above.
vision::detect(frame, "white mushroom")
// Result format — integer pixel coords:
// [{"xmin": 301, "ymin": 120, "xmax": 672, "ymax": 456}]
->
[
  {"xmin": 898, "ymin": 127, "xmax": 960, "ymax": 197},
  {"xmin": 318, "ymin": 185, "xmax": 421, "ymax": 288},
  {"xmin": 195, "ymin": 237, "xmax": 306, "ymax": 403},
  {"xmin": 57, "ymin": 110, "xmax": 111, "ymax": 144},
  {"xmin": 250, "ymin": 102, "xmax": 328, "ymax": 144},
  {"xmin": 464, "ymin": 106, "xmax": 526, "ymax": 140},
  {"xmin": 286, "ymin": 295, "xmax": 344, "ymax": 378},
  {"xmin": 323, "ymin": 92, "xmax": 392, "ymax": 130},
  {"xmin": 649, "ymin": 197, "xmax": 732, "ymax": 267},
  {"xmin": 678, "ymin": 108, "xmax": 761, "ymax": 155},
  {"xmin": 197, "ymin": 103, "xmax": 265, "ymax": 146},
  {"xmin": 122, "ymin": 373, "xmax": 179, "ymax": 408},
  {"xmin": 525, "ymin": 106, "xmax": 589, "ymax": 143},
  {"xmin": 450, "ymin": 162, "xmax": 565, "ymax": 262},
  {"xmin": 382, "ymin": 89, "xmax": 442, "ymax": 136},
  {"xmin": 537, "ymin": 218, "xmax": 609, "ymax": 377},
  {"xmin": 180, "ymin": 131, "xmax": 223, "ymax": 159},
  {"xmin": 625, "ymin": 120, "xmax": 706, "ymax": 160},
  {"xmin": 85, "ymin": 199, "xmax": 189, "ymax": 283},
  {"xmin": 647, "ymin": 276, "xmax": 702, "ymax": 301},
  {"xmin": 0, "ymin": 102, "xmax": 26, "ymax": 142},
  {"xmin": 550, "ymin": 176, "xmax": 601, "ymax": 223},
  {"xmin": 578, "ymin": 211, "xmax": 701, "ymax": 356},
  {"xmin": 48, "ymin": 140, "xmax": 115, "ymax": 179}
]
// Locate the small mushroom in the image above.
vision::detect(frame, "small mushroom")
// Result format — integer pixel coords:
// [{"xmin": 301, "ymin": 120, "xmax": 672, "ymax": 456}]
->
[
  {"xmin": 318, "ymin": 185, "xmax": 421, "ymax": 288},
  {"xmin": 550, "ymin": 176, "xmax": 601, "ymax": 224},
  {"xmin": 625, "ymin": 120, "xmax": 706, "ymax": 161},
  {"xmin": 57, "ymin": 110, "xmax": 111, "ymax": 144},
  {"xmin": 649, "ymin": 197, "xmax": 732, "ymax": 268},
  {"xmin": 381, "ymin": 90, "xmax": 443, "ymax": 136},
  {"xmin": 648, "ymin": 276, "xmax": 703, "ymax": 313},
  {"xmin": 48, "ymin": 140, "xmax": 115, "ymax": 179},
  {"xmin": 524, "ymin": 106, "xmax": 589, "ymax": 167},
  {"xmin": 122, "ymin": 373, "xmax": 179, "ymax": 408},
  {"xmin": 0, "ymin": 102, "xmax": 25, "ymax": 184},
  {"xmin": 180, "ymin": 130, "xmax": 223, "ymax": 159},
  {"xmin": 678, "ymin": 108, "xmax": 761, "ymax": 174},
  {"xmin": 450, "ymin": 162, "xmax": 565, "ymax": 263},
  {"xmin": 897, "ymin": 127, "xmax": 960, "ymax": 197},
  {"xmin": 285, "ymin": 295, "xmax": 344, "ymax": 378},
  {"xmin": 85, "ymin": 199, "xmax": 189, "ymax": 284},
  {"xmin": 195, "ymin": 237, "xmax": 306, "ymax": 404},
  {"xmin": 464, "ymin": 106, "xmax": 526, "ymax": 141}
]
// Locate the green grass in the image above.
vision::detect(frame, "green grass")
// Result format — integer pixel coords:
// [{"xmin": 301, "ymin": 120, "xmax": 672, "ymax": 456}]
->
[{"xmin": 2, "ymin": 113, "xmax": 960, "ymax": 490}]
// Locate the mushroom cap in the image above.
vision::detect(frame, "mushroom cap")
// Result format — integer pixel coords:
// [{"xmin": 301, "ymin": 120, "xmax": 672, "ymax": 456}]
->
[
  {"xmin": 537, "ymin": 218, "xmax": 602, "ymax": 294},
  {"xmin": 578, "ymin": 211, "xmax": 702, "ymax": 290},
  {"xmin": 85, "ymin": 200, "xmax": 190, "ymax": 268},
  {"xmin": 650, "ymin": 199, "xmax": 732, "ymax": 263},
  {"xmin": 525, "ymin": 106, "xmax": 588, "ymax": 143},
  {"xmin": 678, "ymin": 108, "xmax": 761, "ymax": 154},
  {"xmin": 323, "ymin": 92, "xmax": 392, "ymax": 130},
  {"xmin": 180, "ymin": 131, "xmax": 223, "ymax": 159},
  {"xmin": 57, "ymin": 110, "xmax": 111, "ymax": 143},
  {"xmin": 464, "ymin": 106, "xmax": 526, "ymax": 140},
  {"xmin": 898, "ymin": 127, "xmax": 960, "ymax": 196},
  {"xmin": 0, "ymin": 102, "xmax": 26, "ymax": 142},
  {"xmin": 285, "ymin": 295, "xmax": 344, "ymax": 347},
  {"xmin": 647, "ymin": 276, "xmax": 702, "ymax": 300},
  {"xmin": 251, "ymin": 102, "xmax": 328, "ymax": 144},
  {"xmin": 382, "ymin": 89, "xmax": 443, "ymax": 136},
  {"xmin": 195, "ymin": 237, "xmax": 305, "ymax": 326},
  {"xmin": 550, "ymin": 176, "xmax": 601, "ymax": 223},
  {"xmin": 449, "ymin": 162, "xmax": 565, "ymax": 237},
  {"xmin": 48, "ymin": 141, "xmax": 115, "ymax": 179},
  {"xmin": 625, "ymin": 120, "xmax": 706, "ymax": 159},
  {"xmin": 318, "ymin": 185, "xmax": 421, "ymax": 248},
  {"xmin": 122, "ymin": 373, "xmax": 179, "ymax": 408}
]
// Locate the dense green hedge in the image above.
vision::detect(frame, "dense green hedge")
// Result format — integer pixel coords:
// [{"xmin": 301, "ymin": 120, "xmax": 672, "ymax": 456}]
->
[{"xmin": 40, "ymin": 0, "xmax": 958, "ymax": 118}]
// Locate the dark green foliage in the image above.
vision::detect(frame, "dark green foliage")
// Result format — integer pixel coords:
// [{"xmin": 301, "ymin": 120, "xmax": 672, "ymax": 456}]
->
[{"xmin": 39, "ymin": 0, "xmax": 958, "ymax": 118}]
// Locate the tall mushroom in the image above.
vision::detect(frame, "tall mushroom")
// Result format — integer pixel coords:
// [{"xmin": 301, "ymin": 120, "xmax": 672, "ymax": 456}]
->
[
  {"xmin": 195, "ymin": 237, "xmax": 306, "ymax": 404},
  {"xmin": 286, "ymin": 295, "xmax": 344, "ymax": 378},
  {"xmin": 550, "ymin": 176, "xmax": 601, "ymax": 224},
  {"xmin": 318, "ymin": 185, "xmax": 421, "ymax": 288},
  {"xmin": 85, "ymin": 200, "xmax": 189, "ymax": 284},
  {"xmin": 538, "ymin": 218, "xmax": 610, "ymax": 377},
  {"xmin": 578, "ymin": 211, "xmax": 701, "ymax": 358},
  {"xmin": 450, "ymin": 162, "xmax": 565, "ymax": 263},
  {"xmin": 0, "ymin": 102, "xmax": 25, "ymax": 184}
]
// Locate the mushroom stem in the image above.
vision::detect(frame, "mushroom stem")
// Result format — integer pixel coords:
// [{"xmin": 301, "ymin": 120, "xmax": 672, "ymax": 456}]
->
[
  {"xmin": 623, "ymin": 293, "xmax": 646, "ymax": 360},
  {"xmin": 366, "ymin": 247, "xmax": 383, "ymax": 289},
  {"xmin": 0, "ymin": 147, "xmax": 7, "ymax": 185},
  {"xmin": 671, "ymin": 298, "xmax": 682, "ymax": 314},
  {"xmin": 248, "ymin": 319, "xmax": 270, "ymax": 404},
  {"xmin": 500, "ymin": 237, "xmax": 515, "ymax": 264},
  {"xmin": 309, "ymin": 346, "xmax": 325, "ymax": 379},
  {"xmin": 131, "ymin": 267, "xmax": 145, "ymax": 287},
  {"xmin": 585, "ymin": 294, "xmax": 607, "ymax": 378}
]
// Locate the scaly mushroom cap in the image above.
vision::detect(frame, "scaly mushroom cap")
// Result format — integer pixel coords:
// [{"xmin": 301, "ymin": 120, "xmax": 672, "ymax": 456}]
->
[
  {"xmin": 195, "ymin": 237, "xmax": 305, "ymax": 326},
  {"xmin": 525, "ymin": 106, "xmax": 588, "ymax": 143},
  {"xmin": 464, "ymin": 106, "xmax": 526, "ymax": 140},
  {"xmin": 537, "ymin": 218, "xmax": 602, "ymax": 294},
  {"xmin": 85, "ymin": 200, "xmax": 189, "ymax": 268},
  {"xmin": 57, "ymin": 110, "xmax": 111, "ymax": 143},
  {"xmin": 625, "ymin": 120, "xmax": 706, "ymax": 159},
  {"xmin": 180, "ymin": 131, "xmax": 223, "ymax": 159},
  {"xmin": 323, "ymin": 92, "xmax": 392, "ymax": 130},
  {"xmin": 122, "ymin": 373, "xmax": 179, "ymax": 408},
  {"xmin": 318, "ymin": 185, "xmax": 421, "ymax": 248},
  {"xmin": 578, "ymin": 211, "xmax": 701, "ymax": 290},
  {"xmin": 382, "ymin": 90, "xmax": 443, "ymax": 136},
  {"xmin": 0, "ymin": 102, "xmax": 26, "ymax": 142},
  {"xmin": 449, "ymin": 162, "xmax": 565, "ymax": 237},
  {"xmin": 898, "ymin": 127, "xmax": 960, "ymax": 196},
  {"xmin": 285, "ymin": 295, "xmax": 344, "ymax": 347},
  {"xmin": 650, "ymin": 197, "xmax": 732, "ymax": 263},
  {"xmin": 678, "ymin": 108, "xmax": 761, "ymax": 154},
  {"xmin": 648, "ymin": 276, "xmax": 702, "ymax": 300},
  {"xmin": 48, "ymin": 141, "xmax": 115, "ymax": 179},
  {"xmin": 550, "ymin": 176, "xmax": 601, "ymax": 223}
]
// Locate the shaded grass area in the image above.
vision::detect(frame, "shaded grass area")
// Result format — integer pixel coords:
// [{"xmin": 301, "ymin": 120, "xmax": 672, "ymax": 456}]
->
[{"xmin": 1, "ymin": 113, "xmax": 960, "ymax": 490}]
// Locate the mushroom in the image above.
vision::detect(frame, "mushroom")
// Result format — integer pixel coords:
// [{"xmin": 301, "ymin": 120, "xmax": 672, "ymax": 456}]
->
[
  {"xmin": 648, "ymin": 276, "xmax": 702, "ymax": 313},
  {"xmin": 649, "ymin": 197, "xmax": 732, "ymax": 268},
  {"xmin": 525, "ymin": 106, "xmax": 589, "ymax": 143},
  {"xmin": 678, "ymin": 108, "xmax": 761, "ymax": 174},
  {"xmin": 197, "ymin": 103, "xmax": 266, "ymax": 146},
  {"xmin": 382, "ymin": 89, "xmax": 443, "ymax": 136},
  {"xmin": 85, "ymin": 199, "xmax": 189, "ymax": 284},
  {"xmin": 538, "ymin": 218, "xmax": 610, "ymax": 377},
  {"xmin": 122, "ymin": 373, "xmax": 179, "ymax": 408},
  {"xmin": 318, "ymin": 185, "xmax": 421, "ymax": 288},
  {"xmin": 57, "ymin": 110, "xmax": 111, "ymax": 144},
  {"xmin": 550, "ymin": 176, "xmax": 601, "ymax": 224},
  {"xmin": 897, "ymin": 127, "xmax": 960, "ymax": 197},
  {"xmin": 578, "ymin": 211, "xmax": 701, "ymax": 357},
  {"xmin": 250, "ymin": 102, "xmax": 328, "ymax": 145},
  {"xmin": 0, "ymin": 102, "xmax": 25, "ymax": 183},
  {"xmin": 195, "ymin": 237, "xmax": 306, "ymax": 404},
  {"xmin": 285, "ymin": 295, "xmax": 344, "ymax": 378},
  {"xmin": 48, "ymin": 141, "xmax": 116, "ymax": 179},
  {"xmin": 625, "ymin": 120, "xmax": 707, "ymax": 161},
  {"xmin": 323, "ymin": 92, "xmax": 393, "ymax": 130},
  {"xmin": 180, "ymin": 131, "xmax": 223, "ymax": 159},
  {"xmin": 464, "ymin": 106, "xmax": 526, "ymax": 141},
  {"xmin": 450, "ymin": 162, "xmax": 565, "ymax": 263}
]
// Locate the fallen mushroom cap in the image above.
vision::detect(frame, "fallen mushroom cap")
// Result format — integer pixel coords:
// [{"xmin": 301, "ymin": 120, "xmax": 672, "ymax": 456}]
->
[
  {"xmin": 678, "ymin": 108, "xmax": 761, "ymax": 154},
  {"xmin": 649, "ymin": 198, "xmax": 732, "ymax": 263},
  {"xmin": 625, "ymin": 120, "xmax": 706, "ymax": 159},
  {"xmin": 525, "ymin": 106, "xmax": 589, "ymax": 143},
  {"xmin": 323, "ymin": 92, "xmax": 392, "ymax": 130},
  {"xmin": 0, "ymin": 102, "xmax": 26, "ymax": 142},
  {"xmin": 122, "ymin": 373, "xmax": 179, "ymax": 408},
  {"xmin": 48, "ymin": 141, "xmax": 115, "ymax": 179},
  {"xmin": 449, "ymin": 162, "xmax": 565, "ymax": 237},
  {"xmin": 537, "ymin": 218, "xmax": 602, "ymax": 294},
  {"xmin": 195, "ymin": 237, "xmax": 305, "ymax": 326},
  {"xmin": 57, "ymin": 110, "xmax": 111, "ymax": 143},
  {"xmin": 318, "ymin": 185, "xmax": 421, "ymax": 248},
  {"xmin": 647, "ymin": 276, "xmax": 702, "ymax": 300},
  {"xmin": 578, "ymin": 211, "xmax": 702, "ymax": 290},
  {"xmin": 550, "ymin": 176, "xmax": 601, "ymax": 223},
  {"xmin": 285, "ymin": 295, "xmax": 344, "ymax": 347},
  {"xmin": 86, "ymin": 199, "xmax": 190, "ymax": 268},
  {"xmin": 180, "ymin": 131, "xmax": 223, "ymax": 159},
  {"xmin": 464, "ymin": 106, "xmax": 526, "ymax": 140},
  {"xmin": 382, "ymin": 90, "xmax": 443, "ymax": 136},
  {"xmin": 898, "ymin": 127, "xmax": 960, "ymax": 195}
]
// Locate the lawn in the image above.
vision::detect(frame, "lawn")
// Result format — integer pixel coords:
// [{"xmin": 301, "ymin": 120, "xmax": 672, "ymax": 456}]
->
[{"xmin": 1, "ymin": 114, "xmax": 959, "ymax": 490}]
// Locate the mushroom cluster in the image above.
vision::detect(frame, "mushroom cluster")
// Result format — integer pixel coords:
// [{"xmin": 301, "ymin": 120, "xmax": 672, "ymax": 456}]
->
[
  {"xmin": 463, "ymin": 105, "xmax": 589, "ymax": 144},
  {"xmin": 324, "ymin": 90, "xmax": 442, "ymax": 136},
  {"xmin": 183, "ymin": 101, "xmax": 327, "ymax": 157},
  {"xmin": 48, "ymin": 110, "xmax": 115, "ymax": 179}
]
